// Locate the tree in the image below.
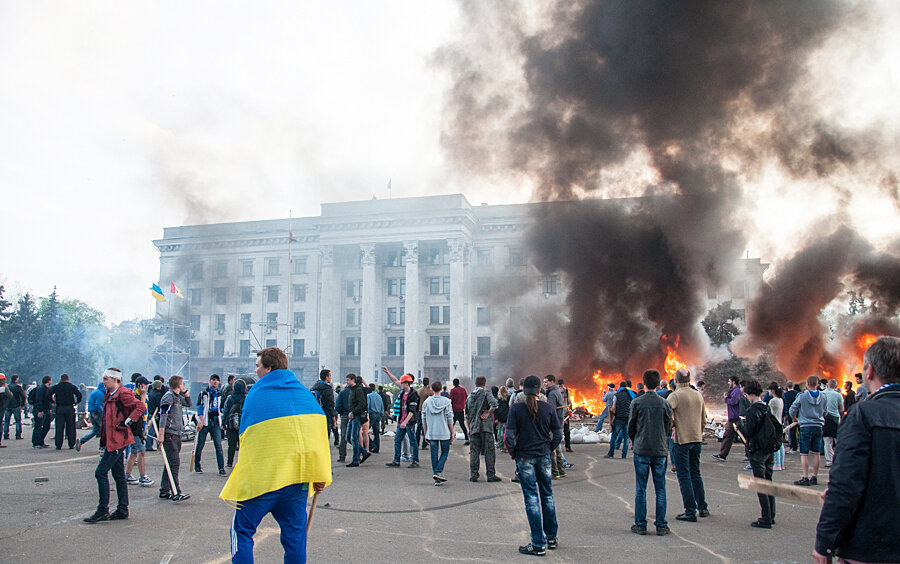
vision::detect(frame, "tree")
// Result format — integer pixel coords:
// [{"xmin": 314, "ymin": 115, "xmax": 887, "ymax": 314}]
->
[
  {"xmin": 702, "ymin": 301, "xmax": 742, "ymax": 347},
  {"xmin": 2, "ymin": 293, "xmax": 42, "ymax": 379},
  {"xmin": 698, "ymin": 354, "xmax": 751, "ymax": 399}
]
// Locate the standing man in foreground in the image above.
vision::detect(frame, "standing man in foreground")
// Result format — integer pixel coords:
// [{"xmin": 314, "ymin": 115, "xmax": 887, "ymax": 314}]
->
[
  {"xmin": 466, "ymin": 375, "xmax": 500, "ymax": 482},
  {"xmin": 83, "ymin": 368, "xmax": 146, "ymax": 523},
  {"xmin": 628, "ymin": 369, "xmax": 673, "ymax": 536},
  {"xmin": 789, "ymin": 375, "xmax": 826, "ymax": 486},
  {"xmin": 3, "ymin": 374, "xmax": 26, "ymax": 441},
  {"xmin": 505, "ymin": 375, "xmax": 561, "ymax": 556},
  {"xmin": 311, "ymin": 369, "xmax": 338, "ymax": 448},
  {"xmin": 195, "ymin": 374, "xmax": 226, "ymax": 476},
  {"xmin": 449, "ymin": 378, "xmax": 470, "ymax": 445},
  {"xmin": 815, "ymin": 336, "xmax": 900, "ymax": 563},
  {"xmin": 667, "ymin": 368, "xmax": 709, "ymax": 522},
  {"xmin": 712, "ymin": 376, "xmax": 742, "ymax": 462},
  {"xmin": 158, "ymin": 375, "xmax": 192, "ymax": 502},
  {"xmin": 221, "ymin": 347, "xmax": 331, "ymax": 564},
  {"xmin": 31, "ymin": 376, "xmax": 53, "ymax": 449}
]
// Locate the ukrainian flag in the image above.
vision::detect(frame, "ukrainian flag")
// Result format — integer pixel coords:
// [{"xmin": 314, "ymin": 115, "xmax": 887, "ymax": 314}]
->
[
  {"xmin": 220, "ymin": 369, "xmax": 332, "ymax": 504},
  {"xmin": 150, "ymin": 283, "xmax": 166, "ymax": 302}
]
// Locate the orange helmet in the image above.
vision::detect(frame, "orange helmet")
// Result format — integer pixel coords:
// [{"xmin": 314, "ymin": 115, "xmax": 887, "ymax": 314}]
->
[{"xmin": 400, "ymin": 374, "xmax": 415, "ymax": 384}]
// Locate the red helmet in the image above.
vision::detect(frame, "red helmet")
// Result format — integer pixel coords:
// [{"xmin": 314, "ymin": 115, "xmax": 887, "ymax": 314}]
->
[{"xmin": 400, "ymin": 374, "xmax": 414, "ymax": 384}]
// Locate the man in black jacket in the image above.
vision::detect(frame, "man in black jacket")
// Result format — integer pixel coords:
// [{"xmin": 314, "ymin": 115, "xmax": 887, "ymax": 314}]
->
[
  {"xmin": 345, "ymin": 373, "xmax": 370, "ymax": 467},
  {"xmin": 740, "ymin": 379, "xmax": 776, "ymax": 529},
  {"xmin": 32, "ymin": 376, "xmax": 53, "ymax": 448},
  {"xmin": 51, "ymin": 373, "xmax": 83, "ymax": 450},
  {"xmin": 4, "ymin": 374, "xmax": 27, "ymax": 440},
  {"xmin": 814, "ymin": 336, "xmax": 900, "ymax": 563},
  {"xmin": 311, "ymin": 369, "xmax": 338, "ymax": 446}
]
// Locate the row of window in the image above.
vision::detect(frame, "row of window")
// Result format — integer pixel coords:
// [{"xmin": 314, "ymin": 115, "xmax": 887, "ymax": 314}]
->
[
  {"xmin": 191, "ymin": 312, "xmax": 306, "ymax": 332},
  {"xmin": 191, "ymin": 335, "xmax": 492, "ymax": 359},
  {"xmin": 188, "ymin": 284, "xmax": 308, "ymax": 306},
  {"xmin": 191, "ymin": 338, "xmax": 306, "ymax": 358},
  {"xmin": 190, "ymin": 258, "xmax": 309, "ymax": 280}
]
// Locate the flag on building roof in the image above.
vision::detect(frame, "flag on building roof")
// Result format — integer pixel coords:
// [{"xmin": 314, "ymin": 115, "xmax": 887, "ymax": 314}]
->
[
  {"xmin": 150, "ymin": 283, "xmax": 166, "ymax": 302},
  {"xmin": 220, "ymin": 369, "xmax": 332, "ymax": 505},
  {"xmin": 170, "ymin": 282, "xmax": 184, "ymax": 299}
]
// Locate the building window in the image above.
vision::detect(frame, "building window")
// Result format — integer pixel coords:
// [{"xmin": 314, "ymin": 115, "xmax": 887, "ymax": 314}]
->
[
  {"xmin": 430, "ymin": 336, "xmax": 440, "ymax": 356},
  {"xmin": 293, "ymin": 339, "xmax": 305, "ymax": 357},
  {"xmin": 215, "ymin": 287, "xmax": 227, "ymax": 305},
  {"xmin": 345, "ymin": 337, "xmax": 360, "ymax": 356},
  {"xmin": 508, "ymin": 247, "xmax": 525, "ymax": 266},
  {"xmin": 477, "ymin": 307, "xmax": 490, "ymax": 325},
  {"xmin": 430, "ymin": 306, "xmax": 440, "ymax": 325},
  {"xmin": 443, "ymin": 306, "xmax": 450, "ymax": 324},
  {"xmin": 190, "ymin": 315, "xmax": 200, "ymax": 331},
  {"xmin": 399, "ymin": 307, "xmax": 405, "ymax": 325},
  {"xmin": 732, "ymin": 281, "xmax": 746, "ymax": 299},
  {"xmin": 215, "ymin": 314, "xmax": 225, "ymax": 332},
  {"xmin": 266, "ymin": 339, "xmax": 277, "ymax": 349},
  {"xmin": 239, "ymin": 340, "xmax": 250, "ymax": 357},
  {"xmin": 346, "ymin": 309, "xmax": 358, "ymax": 327},
  {"xmin": 240, "ymin": 286, "xmax": 253, "ymax": 304},
  {"xmin": 387, "ymin": 336, "xmax": 405, "ymax": 356},
  {"xmin": 293, "ymin": 284, "xmax": 307, "ymax": 302},
  {"xmin": 442, "ymin": 335, "xmax": 450, "ymax": 356},
  {"xmin": 189, "ymin": 340, "xmax": 199, "ymax": 357},
  {"xmin": 541, "ymin": 275, "xmax": 558, "ymax": 295},
  {"xmin": 386, "ymin": 249, "xmax": 405, "ymax": 267},
  {"xmin": 214, "ymin": 340, "xmax": 225, "ymax": 357},
  {"xmin": 266, "ymin": 258, "xmax": 280, "ymax": 276},
  {"xmin": 477, "ymin": 249, "xmax": 492, "ymax": 266},
  {"xmin": 429, "ymin": 278, "xmax": 440, "ymax": 295},
  {"xmin": 241, "ymin": 260, "xmax": 254, "ymax": 277},
  {"xmin": 346, "ymin": 280, "xmax": 362, "ymax": 299},
  {"xmin": 293, "ymin": 257, "xmax": 307, "ymax": 274},
  {"xmin": 190, "ymin": 263, "xmax": 203, "ymax": 280},
  {"xmin": 267, "ymin": 312, "xmax": 278, "ymax": 331},
  {"xmin": 387, "ymin": 307, "xmax": 398, "ymax": 325},
  {"xmin": 240, "ymin": 313, "xmax": 251, "ymax": 330},
  {"xmin": 477, "ymin": 336, "xmax": 491, "ymax": 357},
  {"xmin": 400, "ymin": 278, "xmax": 406, "ymax": 296},
  {"xmin": 190, "ymin": 289, "xmax": 201, "ymax": 306},
  {"xmin": 387, "ymin": 279, "xmax": 399, "ymax": 296},
  {"xmin": 443, "ymin": 277, "xmax": 450, "ymax": 294},
  {"xmin": 215, "ymin": 261, "xmax": 228, "ymax": 278},
  {"xmin": 266, "ymin": 285, "xmax": 279, "ymax": 303},
  {"xmin": 294, "ymin": 311, "xmax": 305, "ymax": 329}
]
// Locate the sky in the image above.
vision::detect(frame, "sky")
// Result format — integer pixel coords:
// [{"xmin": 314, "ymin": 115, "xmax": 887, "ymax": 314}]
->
[{"xmin": 1, "ymin": 1, "xmax": 899, "ymax": 324}]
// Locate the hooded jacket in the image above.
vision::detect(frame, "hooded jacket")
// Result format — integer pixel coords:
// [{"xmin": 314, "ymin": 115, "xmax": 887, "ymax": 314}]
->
[
  {"xmin": 421, "ymin": 394, "xmax": 453, "ymax": 440},
  {"xmin": 465, "ymin": 387, "xmax": 498, "ymax": 433},
  {"xmin": 789, "ymin": 389, "xmax": 826, "ymax": 427},
  {"xmin": 223, "ymin": 380, "xmax": 247, "ymax": 429},
  {"xmin": 311, "ymin": 380, "xmax": 336, "ymax": 419},
  {"xmin": 100, "ymin": 385, "xmax": 146, "ymax": 451}
]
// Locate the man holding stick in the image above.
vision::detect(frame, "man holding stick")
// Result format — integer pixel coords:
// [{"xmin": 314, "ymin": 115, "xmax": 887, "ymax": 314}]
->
[
  {"xmin": 158, "ymin": 375, "xmax": 192, "ymax": 502},
  {"xmin": 814, "ymin": 336, "xmax": 900, "ymax": 563}
]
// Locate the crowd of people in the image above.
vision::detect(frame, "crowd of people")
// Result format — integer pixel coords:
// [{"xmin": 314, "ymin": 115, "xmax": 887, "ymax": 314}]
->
[{"xmin": 2, "ymin": 335, "xmax": 898, "ymax": 563}]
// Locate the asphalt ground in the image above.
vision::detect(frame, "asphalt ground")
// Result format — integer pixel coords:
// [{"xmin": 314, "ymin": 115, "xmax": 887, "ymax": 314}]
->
[{"xmin": 0, "ymin": 421, "xmax": 826, "ymax": 563}]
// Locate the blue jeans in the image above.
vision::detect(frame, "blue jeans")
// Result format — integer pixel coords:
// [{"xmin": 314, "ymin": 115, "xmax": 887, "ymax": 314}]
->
[
  {"xmin": 634, "ymin": 454, "xmax": 667, "ymax": 528},
  {"xmin": 196, "ymin": 418, "xmax": 225, "ymax": 471},
  {"xmin": 393, "ymin": 423, "xmax": 418, "ymax": 463},
  {"xmin": 231, "ymin": 483, "xmax": 308, "ymax": 564},
  {"xmin": 594, "ymin": 409, "xmax": 608, "ymax": 432},
  {"xmin": 430, "ymin": 439, "xmax": 450, "ymax": 474},
  {"xmin": 516, "ymin": 455, "xmax": 558, "ymax": 548},
  {"xmin": 145, "ymin": 417, "xmax": 157, "ymax": 450},
  {"xmin": 672, "ymin": 442, "xmax": 707, "ymax": 515},
  {"xmin": 4, "ymin": 407, "xmax": 23, "ymax": 438},
  {"xmin": 95, "ymin": 447, "xmax": 128, "ymax": 514},
  {"xmin": 799, "ymin": 425, "xmax": 824, "ymax": 454},
  {"xmin": 80, "ymin": 411, "xmax": 102, "ymax": 445},
  {"xmin": 348, "ymin": 416, "xmax": 368, "ymax": 464},
  {"xmin": 607, "ymin": 420, "xmax": 629, "ymax": 456}
]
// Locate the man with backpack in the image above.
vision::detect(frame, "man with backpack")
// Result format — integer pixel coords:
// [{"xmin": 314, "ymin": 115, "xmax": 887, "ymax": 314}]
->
[
  {"xmin": 3, "ymin": 374, "xmax": 26, "ymax": 441},
  {"xmin": 740, "ymin": 379, "xmax": 780, "ymax": 529},
  {"xmin": 311, "ymin": 369, "xmax": 338, "ymax": 447},
  {"xmin": 223, "ymin": 379, "xmax": 246, "ymax": 468}
]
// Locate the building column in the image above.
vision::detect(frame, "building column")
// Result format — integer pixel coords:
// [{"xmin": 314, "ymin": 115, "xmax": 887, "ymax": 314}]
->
[
  {"xmin": 359, "ymin": 244, "xmax": 381, "ymax": 384},
  {"xmin": 403, "ymin": 241, "xmax": 421, "ymax": 379},
  {"xmin": 318, "ymin": 246, "xmax": 340, "ymax": 377},
  {"xmin": 449, "ymin": 239, "xmax": 469, "ymax": 383}
]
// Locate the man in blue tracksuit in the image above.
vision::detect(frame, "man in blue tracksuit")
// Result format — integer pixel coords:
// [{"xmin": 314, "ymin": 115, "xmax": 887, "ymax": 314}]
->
[{"xmin": 195, "ymin": 374, "xmax": 225, "ymax": 475}]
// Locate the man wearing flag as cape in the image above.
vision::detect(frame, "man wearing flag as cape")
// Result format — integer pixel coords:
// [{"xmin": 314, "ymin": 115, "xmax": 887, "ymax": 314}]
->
[{"xmin": 220, "ymin": 346, "xmax": 331, "ymax": 563}]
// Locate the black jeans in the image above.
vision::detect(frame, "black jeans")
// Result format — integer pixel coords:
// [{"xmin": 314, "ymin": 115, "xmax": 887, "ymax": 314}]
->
[
  {"xmin": 160, "ymin": 434, "xmax": 182, "ymax": 495},
  {"xmin": 338, "ymin": 414, "xmax": 349, "ymax": 461},
  {"xmin": 32, "ymin": 410, "xmax": 52, "ymax": 446},
  {"xmin": 453, "ymin": 411, "xmax": 469, "ymax": 441},
  {"xmin": 95, "ymin": 447, "xmax": 128, "ymax": 514},
  {"xmin": 226, "ymin": 428, "xmax": 239, "ymax": 466},
  {"xmin": 749, "ymin": 450, "xmax": 775, "ymax": 523},
  {"xmin": 369, "ymin": 413, "xmax": 381, "ymax": 452},
  {"xmin": 564, "ymin": 420, "xmax": 571, "ymax": 449},
  {"xmin": 195, "ymin": 418, "xmax": 224, "ymax": 471},
  {"xmin": 55, "ymin": 405, "xmax": 77, "ymax": 449}
]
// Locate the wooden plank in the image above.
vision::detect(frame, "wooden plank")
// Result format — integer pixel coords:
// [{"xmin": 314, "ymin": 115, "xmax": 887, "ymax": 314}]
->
[{"xmin": 737, "ymin": 474, "xmax": 823, "ymax": 506}]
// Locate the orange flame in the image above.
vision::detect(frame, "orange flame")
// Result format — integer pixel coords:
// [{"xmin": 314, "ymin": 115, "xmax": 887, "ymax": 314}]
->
[
  {"xmin": 569, "ymin": 369, "xmax": 620, "ymax": 416},
  {"xmin": 661, "ymin": 333, "xmax": 688, "ymax": 380}
]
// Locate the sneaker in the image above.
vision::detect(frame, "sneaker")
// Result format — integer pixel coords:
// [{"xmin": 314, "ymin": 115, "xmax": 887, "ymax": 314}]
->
[
  {"xmin": 711, "ymin": 454, "xmax": 726, "ymax": 462},
  {"xmin": 171, "ymin": 493, "xmax": 191, "ymax": 502},
  {"xmin": 194, "ymin": 466, "xmax": 203, "ymax": 474},
  {"xmin": 564, "ymin": 462, "xmax": 574, "ymax": 469},
  {"xmin": 743, "ymin": 458, "xmax": 750, "ymax": 463},
  {"xmin": 346, "ymin": 462, "xmax": 360, "ymax": 467},
  {"xmin": 676, "ymin": 512, "xmax": 697, "ymax": 522},
  {"xmin": 487, "ymin": 476, "xmax": 502, "ymax": 482},
  {"xmin": 109, "ymin": 510, "xmax": 128, "ymax": 521},
  {"xmin": 225, "ymin": 464, "xmax": 232, "ymax": 469},
  {"xmin": 434, "ymin": 474, "xmax": 448, "ymax": 483},
  {"xmin": 809, "ymin": 476, "xmax": 818, "ymax": 485},
  {"xmin": 743, "ymin": 464, "xmax": 753, "ymax": 471},
  {"xmin": 385, "ymin": 461, "xmax": 400, "ymax": 467},
  {"xmin": 751, "ymin": 519, "xmax": 772, "ymax": 529},
  {"xmin": 83, "ymin": 510, "xmax": 109, "ymax": 523},
  {"xmin": 470, "ymin": 476, "xmax": 479, "ymax": 482},
  {"xmin": 774, "ymin": 465, "xmax": 784, "ymax": 471},
  {"xmin": 546, "ymin": 538, "xmax": 558, "ymax": 550},
  {"xmin": 794, "ymin": 477, "xmax": 811, "ymax": 486},
  {"xmin": 408, "ymin": 462, "xmax": 419, "ymax": 469},
  {"xmin": 631, "ymin": 524, "xmax": 647, "ymax": 535},
  {"xmin": 464, "ymin": 440, "xmax": 470, "ymax": 446},
  {"xmin": 360, "ymin": 453, "xmax": 371, "ymax": 465},
  {"xmin": 698, "ymin": 509, "xmax": 710, "ymax": 518},
  {"xmin": 518, "ymin": 544, "xmax": 546, "ymax": 556},
  {"xmin": 552, "ymin": 473, "xmax": 560, "ymax": 480},
  {"xmin": 434, "ymin": 480, "xmax": 442, "ymax": 486},
  {"xmin": 511, "ymin": 475, "xmax": 520, "ymax": 483},
  {"xmin": 565, "ymin": 447, "xmax": 573, "ymax": 453},
  {"xmin": 337, "ymin": 458, "xmax": 346, "ymax": 463},
  {"xmin": 656, "ymin": 526, "xmax": 670, "ymax": 536},
  {"xmin": 139, "ymin": 475, "xmax": 154, "ymax": 487},
  {"xmin": 621, "ymin": 453, "xmax": 627, "ymax": 459},
  {"xmin": 400, "ymin": 455, "xmax": 411, "ymax": 462},
  {"xmin": 32, "ymin": 445, "xmax": 43, "ymax": 450},
  {"xmin": 218, "ymin": 469, "xmax": 227, "ymax": 476},
  {"xmin": 603, "ymin": 454, "xmax": 614, "ymax": 459},
  {"xmin": 159, "ymin": 492, "xmax": 172, "ymax": 499},
  {"xmin": 75, "ymin": 441, "xmax": 82, "ymax": 452},
  {"xmin": 126, "ymin": 474, "xmax": 138, "ymax": 485},
  {"xmin": 557, "ymin": 473, "xmax": 567, "ymax": 478}
]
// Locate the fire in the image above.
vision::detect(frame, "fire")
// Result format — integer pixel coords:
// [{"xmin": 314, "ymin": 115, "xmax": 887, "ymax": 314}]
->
[
  {"xmin": 569, "ymin": 369, "xmax": 620, "ymax": 416},
  {"xmin": 857, "ymin": 333, "xmax": 878, "ymax": 352},
  {"xmin": 818, "ymin": 332, "xmax": 877, "ymax": 388},
  {"xmin": 661, "ymin": 333, "xmax": 688, "ymax": 380}
]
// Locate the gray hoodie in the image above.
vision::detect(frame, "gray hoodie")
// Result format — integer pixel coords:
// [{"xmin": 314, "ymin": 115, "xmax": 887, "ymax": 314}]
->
[
  {"xmin": 789, "ymin": 389, "xmax": 826, "ymax": 427},
  {"xmin": 422, "ymin": 394, "xmax": 454, "ymax": 440}
]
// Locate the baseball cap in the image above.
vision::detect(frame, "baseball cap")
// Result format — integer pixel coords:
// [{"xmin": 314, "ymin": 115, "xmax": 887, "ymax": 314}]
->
[
  {"xmin": 523, "ymin": 375, "xmax": 541, "ymax": 395},
  {"xmin": 400, "ymin": 374, "xmax": 415, "ymax": 384},
  {"xmin": 134, "ymin": 376, "xmax": 151, "ymax": 386}
]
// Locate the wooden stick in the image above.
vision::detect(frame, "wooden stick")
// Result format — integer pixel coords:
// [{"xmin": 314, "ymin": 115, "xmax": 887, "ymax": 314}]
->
[
  {"xmin": 735, "ymin": 427, "xmax": 748, "ymax": 444},
  {"xmin": 737, "ymin": 474, "xmax": 823, "ymax": 506},
  {"xmin": 782, "ymin": 421, "xmax": 798, "ymax": 435},
  {"xmin": 150, "ymin": 413, "xmax": 178, "ymax": 496},
  {"xmin": 306, "ymin": 489, "xmax": 321, "ymax": 541},
  {"xmin": 189, "ymin": 419, "xmax": 199, "ymax": 473}
]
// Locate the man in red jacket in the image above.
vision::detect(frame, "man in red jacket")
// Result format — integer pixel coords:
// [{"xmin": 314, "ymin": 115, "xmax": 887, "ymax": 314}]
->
[
  {"xmin": 449, "ymin": 378, "xmax": 469, "ymax": 445},
  {"xmin": 84, "ymin": 367, "xmax": 146, "ymax": 523}
]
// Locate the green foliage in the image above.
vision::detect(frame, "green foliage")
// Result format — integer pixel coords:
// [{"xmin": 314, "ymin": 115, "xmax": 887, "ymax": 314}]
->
[
  {"xmin": 698, "ymin": 354, "xmax": 751, "ymax": 400},
  {"xmin": 702, "ymin": 301, "xmax": 742, "ymax": 347}
]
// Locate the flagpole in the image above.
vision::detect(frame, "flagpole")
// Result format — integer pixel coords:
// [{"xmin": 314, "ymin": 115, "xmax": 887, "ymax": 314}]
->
[{"xmin": 288, "ymin": 210, "xmax": 293, "ymax": 356}]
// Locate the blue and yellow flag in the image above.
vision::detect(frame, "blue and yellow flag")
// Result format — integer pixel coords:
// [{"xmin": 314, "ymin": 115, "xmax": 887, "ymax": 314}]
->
[
  {"xmin": 220, "ymin": 369, "xmax": 332, "ymax": 504},
  {"xmin": 150, "ymin": 283, "xmax": 166, "ymax": 302}
]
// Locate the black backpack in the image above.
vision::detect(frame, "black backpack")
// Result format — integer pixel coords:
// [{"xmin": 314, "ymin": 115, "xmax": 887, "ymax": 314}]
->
[
  {"xmin": 27, "ymin": 386, "xmax": 37, "ymax": 406},
  {"xmin": 228, "ymin": 400, "xmax": 243, "ymax": 432},
  {"xmin": 752, "ymin": 406, "xmax": 783, "ymax": 454}
]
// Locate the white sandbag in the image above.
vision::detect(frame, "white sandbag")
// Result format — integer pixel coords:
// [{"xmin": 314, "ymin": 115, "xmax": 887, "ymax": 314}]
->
[
  {"xmin": 455, "ymin": 432, "xmax": 466, "ymax": 440},
  {"xmin": 384, "ymin": 431, "xmax": 396, "ymax": 437},
  {"xmin": 584, "ymin": 434, "xmax": 600, "ymax": 444},
  {"xmin": 571, "ymin": 434, "xmax": 585, "ymax": 444}
]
